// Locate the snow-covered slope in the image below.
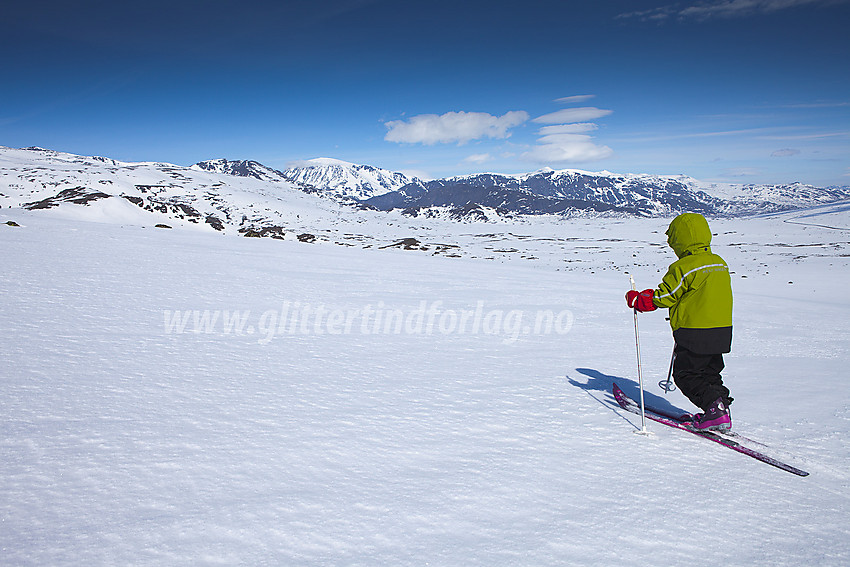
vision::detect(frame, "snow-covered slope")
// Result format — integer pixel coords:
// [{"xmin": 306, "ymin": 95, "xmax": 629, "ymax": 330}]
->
[
  {"xmin": 0, "ymin": 146, "xmax": 350, "ymax": 236},
  {"xmin": 2, "ymin": 203, "xmax": 849, "ymax": 565},
  {"xmin": 709, "ymin": 181, "xmax": 850, "ymax": 213}
]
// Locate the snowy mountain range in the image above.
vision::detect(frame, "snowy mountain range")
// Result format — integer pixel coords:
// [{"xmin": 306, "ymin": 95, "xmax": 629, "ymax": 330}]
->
[
  {"xmin": 2, "ymin": 146, "xmax": 850, "ymax": 232},
  {"xmin": 191, "ymin": 157, "xmax": 417, "ymax": 201},
  {"xmin": 363, "ymin": 171, "xmax": 716, "ymax": 218},
  {"xmin": 200, "ymin": 155, "xmax": 850, "ymax": 218},
  {"xmin": 6, "ymin": 190, "xmax": 850, "ymax": 566}
]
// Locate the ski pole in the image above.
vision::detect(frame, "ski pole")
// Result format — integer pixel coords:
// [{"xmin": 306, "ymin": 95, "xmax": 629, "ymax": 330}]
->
[
  {"xmin": 630, "ymin": 275, "xmax": 650, "ymax": 435},
  {"xmin": 659, "ymin": 347, "xmax": 677, "ymax": 393}
]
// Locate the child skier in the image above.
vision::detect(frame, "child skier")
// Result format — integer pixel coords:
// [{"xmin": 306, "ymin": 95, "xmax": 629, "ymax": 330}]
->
[{"xmin": 626, "ymin": 212, "xmax": 734, "ymax": 431}]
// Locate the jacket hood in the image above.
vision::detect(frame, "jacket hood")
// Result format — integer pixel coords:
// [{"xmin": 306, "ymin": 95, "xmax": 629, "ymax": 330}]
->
[{"xmin": 666, "ymin": 213, "xmax": 712, "ymax": 258}]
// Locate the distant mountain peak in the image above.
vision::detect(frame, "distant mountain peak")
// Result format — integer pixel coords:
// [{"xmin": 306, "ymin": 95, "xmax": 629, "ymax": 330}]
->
[
  {"xmin": 280, "ymin": 159, "xmax": 418, "ymax": 201},
  {"xmin": 191, "ymin": 158, "xmax": 287, "ymax": 183}
]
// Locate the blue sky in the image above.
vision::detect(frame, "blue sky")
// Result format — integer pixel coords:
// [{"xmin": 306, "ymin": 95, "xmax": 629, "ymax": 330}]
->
[{"xmin": 2, "ymin": 0, "xmax": 848, "ymax": 185}]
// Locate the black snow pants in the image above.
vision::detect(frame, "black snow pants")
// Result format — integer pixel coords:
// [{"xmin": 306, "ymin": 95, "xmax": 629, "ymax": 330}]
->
[{"xmin": 673, "ymin": 344, "xmax": 733, "ymax": 412}]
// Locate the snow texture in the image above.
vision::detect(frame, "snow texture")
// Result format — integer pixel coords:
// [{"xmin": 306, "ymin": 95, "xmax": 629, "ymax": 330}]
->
[{"xmin": 2, "ymin": 152, "xmax": 850, "ymax": 565}]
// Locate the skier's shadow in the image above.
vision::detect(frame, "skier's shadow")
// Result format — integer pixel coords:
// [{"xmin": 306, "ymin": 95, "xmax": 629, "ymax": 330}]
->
[{"xmin": 568, "ymin": 367, "xmax": 688, "ymax": 417}]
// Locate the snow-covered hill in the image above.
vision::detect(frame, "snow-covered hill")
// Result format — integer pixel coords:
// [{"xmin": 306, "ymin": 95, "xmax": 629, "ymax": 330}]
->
[
  {"xmin": 2, "ymin": 199, "xmax": 849, "ymax": 565},
  {"xmin": 0, "ymin": 146, "xmax": 355, "ymax": 238},
  {"xmin": 710, "ymin": 181, "xmax": 850, "ymax": 214}
]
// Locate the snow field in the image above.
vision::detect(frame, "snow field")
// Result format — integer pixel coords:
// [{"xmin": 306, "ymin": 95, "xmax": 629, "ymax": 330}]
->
[{"xmin": 1, "ymin": 209, "xmax": 849, "ymax": 565}]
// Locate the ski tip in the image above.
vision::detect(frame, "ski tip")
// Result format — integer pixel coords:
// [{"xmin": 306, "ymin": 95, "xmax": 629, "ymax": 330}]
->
[{"xmin": 611, "ymin": 383, "xmax": 631, "ymax": 410}]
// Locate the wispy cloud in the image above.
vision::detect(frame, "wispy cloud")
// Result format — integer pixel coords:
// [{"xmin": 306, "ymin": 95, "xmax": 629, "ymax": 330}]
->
[
  {"xmin": 384, "ymin": 111, "xmax": 529, "ymax": 145},
  {"xmin": 723, "ymin": 167, "xmax": 763, "ymax": 177},
  {"xmin": 773, "ymin": 101, "xmax": 850, "ymax": 109},
  {"xmin": 537, "ymin": 123, "xmax": 599, "ymax": 136},
  {"xmin": 771, "ymin": 148, "xmax": 801, "ymax": 157},
  {"xmin": 463, "ymin": 153, "xmax": 493, "ymax": 164},
  {"xmin": 758, "ymin": 130, "xmax": 850, "ymax": 140},
  {"xmin": 615, "ymin": 126, "xmax": 792, "ymax": 143},
  {"xmin": 618, "ymin": 0, "xmax": 847, "ymax": 21},
  {"xmin": 553, "ymin": 95, "xmax": 596, "ymax": 104}
]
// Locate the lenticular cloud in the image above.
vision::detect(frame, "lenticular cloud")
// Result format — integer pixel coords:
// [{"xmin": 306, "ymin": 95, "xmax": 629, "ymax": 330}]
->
[
  {"xmin": 532, "ymin": 107, "xmax": 613, "ymax": 125},
  {"xmin": 384, "ymin": 110, "xmax": 529, "ymax": 145},
  {"xmin": 523, "ymin": 105, "xmax": 614, "ymax": 165},
  {"xmin": 522, "ymin": 136, "xmax": 614, "ymax": 164}
]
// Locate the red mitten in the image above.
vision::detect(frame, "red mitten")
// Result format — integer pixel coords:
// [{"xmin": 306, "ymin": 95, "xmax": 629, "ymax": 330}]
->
[{"xmin": 625, "ymin": 289, "xmax": 657, "ymax": 312}]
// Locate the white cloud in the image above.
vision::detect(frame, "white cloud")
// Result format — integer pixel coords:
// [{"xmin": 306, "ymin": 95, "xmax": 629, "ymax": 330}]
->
[
  {"xmin": 399, "ymin": 168, "xmax": 433, "ymax": 181},
  {"xmin": 384, "ymin": 110, "xmax": 529, "ymax": 145},
  {"xmin": 533, "ymin": 107, "xmax": 613, "ymax": 125},
  {"xmin": 383, "ymin": 101, "xmax": 615, "ymax": 167},
  {"xmin": 463, "ymin": 153, "xmax": 493, "ymax": 164}
]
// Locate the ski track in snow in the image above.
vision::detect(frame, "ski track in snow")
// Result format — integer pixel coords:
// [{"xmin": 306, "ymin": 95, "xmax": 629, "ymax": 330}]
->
[{"xmin": 1, "ymin": 206, "xmax": 849, "ymax": 566}]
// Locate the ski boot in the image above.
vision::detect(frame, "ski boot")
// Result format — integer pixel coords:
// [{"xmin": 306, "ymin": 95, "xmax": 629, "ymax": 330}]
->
[{"xmin": 692, "ymin": 398, "xmax": 731, "ymax": 431}]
